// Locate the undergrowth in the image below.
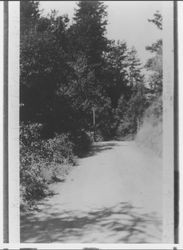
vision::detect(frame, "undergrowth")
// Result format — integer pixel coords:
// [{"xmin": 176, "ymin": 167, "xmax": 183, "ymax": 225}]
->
[{"xmin": 20, "ymin": 123, "xmax": 91, "ymax": 211}]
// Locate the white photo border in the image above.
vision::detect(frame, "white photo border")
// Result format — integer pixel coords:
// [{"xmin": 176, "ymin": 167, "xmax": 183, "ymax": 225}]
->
[{"xmin": 1, "ymin": 0, "xmax": 182, "ymax": 249}]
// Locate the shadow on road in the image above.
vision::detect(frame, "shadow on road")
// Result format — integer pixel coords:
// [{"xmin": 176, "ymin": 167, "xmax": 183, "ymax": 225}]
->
[
  {"xmin": 81, "ymin": 142, "xmax": 121, "ymax": 158},
  {"xmin": 21, "ymin": 201, "xmax": 162, "ymax": 243}
]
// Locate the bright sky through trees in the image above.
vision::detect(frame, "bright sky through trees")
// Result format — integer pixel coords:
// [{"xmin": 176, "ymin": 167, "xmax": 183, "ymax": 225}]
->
[{"xmin": 39, "ymin": 1, "xmax": 162, "ymax": 64}]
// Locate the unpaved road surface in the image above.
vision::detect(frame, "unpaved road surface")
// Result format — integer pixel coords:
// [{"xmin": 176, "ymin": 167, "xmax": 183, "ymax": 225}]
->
[{"xmin": 21, "ymin": 141, "xmax": 162, "ymax": 243}]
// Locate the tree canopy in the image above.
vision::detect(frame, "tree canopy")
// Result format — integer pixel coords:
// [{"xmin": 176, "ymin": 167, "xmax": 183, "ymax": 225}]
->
[{"xmin": 20, "ymin": 1, "xmax": 159, "ymax": 140}]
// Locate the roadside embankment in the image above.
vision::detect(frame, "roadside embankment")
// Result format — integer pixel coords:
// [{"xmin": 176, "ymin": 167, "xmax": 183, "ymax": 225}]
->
[{"xmin": 136, "ymin": 97, "xmax": 162, "ymax": 157}]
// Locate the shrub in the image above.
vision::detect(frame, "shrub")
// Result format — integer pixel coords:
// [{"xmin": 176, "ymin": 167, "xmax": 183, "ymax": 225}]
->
[
  {"xmin": 20, "ymin": 122, "xmax": 43, "ymax": 146},
  {"xmin": 20, "ymin": 147, "xmax": 48, "ymax": 209},
  {"xmin": 71, "ymin": 130, "xmax": 92, "ymax": 157},
  {"xmin": 94, "ymin": 130, "xmax": 104, "ymax": 142},
  {"xmin": 116, "ymin": 117, "xmax": 136, "ymax": 139},
  {"xmin": 20, "ymin": 123, "xmax": 76, "ymax": 210}
]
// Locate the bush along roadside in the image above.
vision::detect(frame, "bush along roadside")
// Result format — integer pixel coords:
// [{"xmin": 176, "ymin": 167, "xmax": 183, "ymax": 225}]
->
[{"xmin": 20, "ymin": 123, "xmax": 92, "ymax": 211}]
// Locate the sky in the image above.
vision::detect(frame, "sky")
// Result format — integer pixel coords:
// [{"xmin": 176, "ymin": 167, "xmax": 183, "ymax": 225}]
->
[{"xmin": 39, "ymin": 1, "xmax": 163, "ymax": 65}]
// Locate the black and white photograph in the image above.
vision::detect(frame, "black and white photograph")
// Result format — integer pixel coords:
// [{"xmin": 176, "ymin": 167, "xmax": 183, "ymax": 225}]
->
[
  {"xmin": 2, "ymin": 0, "xmax": 181, "ymax": 247},
  {"xmin": 18, "ymin": 0, "xmax": 174, "ymax": 244}
]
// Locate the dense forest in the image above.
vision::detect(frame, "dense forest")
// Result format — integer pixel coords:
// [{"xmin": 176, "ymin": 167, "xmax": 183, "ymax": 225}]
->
[{"xmin": 20, "ymin": 1, "xmax": 162, "ymax": 209}]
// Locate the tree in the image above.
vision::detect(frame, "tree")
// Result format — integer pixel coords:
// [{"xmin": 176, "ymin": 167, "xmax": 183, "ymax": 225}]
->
[
  {"xmin": 20, "ymin": 1, "xmax": 40, "ymax": 34},
  {"xmin": 102, "ymin": 40, "xmax": 146, "ymax": 137},
  {"xmin": 65, "ymin": 1, "xmax": 111, "ymax": 136},
  {"xmin": 145, "ymin": 11, "xmax": 163, "ymax": 96},
  {"xmin": 115, "ymin": 47, "xmax": 146, "ymax": 136},
  {"xmin": 20, "ymin": 4, "xmax": 75, "ymax": 136},
  {"xmin": 102, "ymin": 40, "xmax": 129, "ymax": 108},
  {"xmin": 126, "ymin": 47, "xmax": 144, "ymax": 87},
  {"xmin": 71, "ymin": 1, "xmax": 108, "ymax": 66},
  {"xmin": 20, "ymin": 1, "xmax": 148, "ymax": 141},
  {"xmin": 148, "ymin": 11, "xmax": 162, "ymax": 30}
]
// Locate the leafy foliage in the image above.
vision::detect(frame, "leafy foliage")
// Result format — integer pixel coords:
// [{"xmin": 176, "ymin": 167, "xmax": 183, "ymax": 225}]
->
[
  {"xmin": 148, "ymin": 11, "xmax": 162, "ymax": 30},
  {"xmin": 136, "ymin": 12, "xmax": 163, "ymax": 156},
  {"xmin": 71, "ymin": 1, "xmax": 108, "ymax": 66},
  {"xmin": 20, "ymin": 0, "xmax": 40, "ymax": 35},
  {"xmin": 20, "ymin": 123, "xmax": 76, "ymax": 210},
  {"xmin": 20, "ymin": 1, "xmax": 154, "ymax": 208},
  {"xmin": 145, "ymin": 11, "xmax": 163, "ymax": 96}
]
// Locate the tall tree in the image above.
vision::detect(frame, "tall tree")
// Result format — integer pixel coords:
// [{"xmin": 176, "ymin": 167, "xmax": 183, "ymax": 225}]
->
[
  {"xmin": 145, "ymin": 11, "xmax": 163, "ymax": 96},
  {"xmin": 102, "ymin": 40, "xmax": 129, "ymax": 108},
  {"xmin": 126, "ymin": 47, "xmax": 144, "ymax": 87},
  {"xmin": 20, "ymin": 4, "xmax": 75, "ymax": 136},
  {"xmin": 65, "ymin": 1, "xmax": 110, "ymax": 135},
  {"xmin": 115, "ymin": 47, "xmax": 146, "ymax": 136},
  {"xmin": 20, "ymin": 0, "xmax": 40, "ymax": 34},
  {"xmin": 71, "ymin": 1, "xmax": 108, "ymax": 66}
]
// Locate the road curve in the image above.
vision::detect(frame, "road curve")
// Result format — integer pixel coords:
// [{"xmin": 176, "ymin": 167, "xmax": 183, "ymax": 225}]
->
[{"xmin": 21, "ymin": 140, "xmax": 162, "ymax": 243}]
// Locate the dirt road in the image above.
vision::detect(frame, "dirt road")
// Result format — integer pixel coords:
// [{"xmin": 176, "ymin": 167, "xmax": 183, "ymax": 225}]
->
[{"xmin": 21, "ymin": 141, "xmax": 162, "ymax": 243}]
